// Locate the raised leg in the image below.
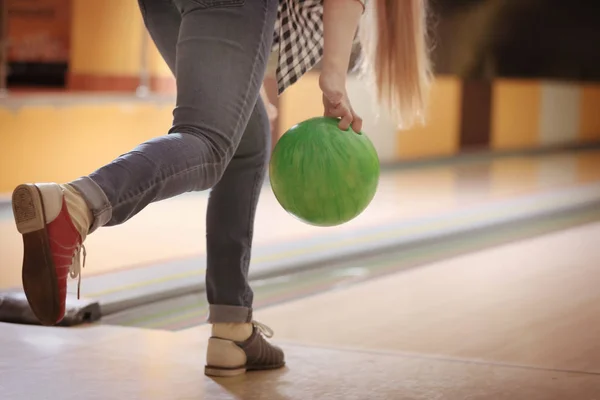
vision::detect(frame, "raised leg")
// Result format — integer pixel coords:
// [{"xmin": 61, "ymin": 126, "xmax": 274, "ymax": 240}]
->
[{"xmin": 70, "ymin": 0, "xmax": 278, "ymax": 232}]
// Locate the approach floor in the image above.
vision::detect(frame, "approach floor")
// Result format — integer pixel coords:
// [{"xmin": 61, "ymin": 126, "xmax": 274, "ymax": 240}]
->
[{"xmin": 3, "ymin": 219, "xmax": 600, "ymax": 399}]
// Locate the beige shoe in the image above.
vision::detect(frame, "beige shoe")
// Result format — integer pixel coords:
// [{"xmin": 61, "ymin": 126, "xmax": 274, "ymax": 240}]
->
[{"xmin": 205, "ymin": 321, "xmax": 285, "ymax": 377}]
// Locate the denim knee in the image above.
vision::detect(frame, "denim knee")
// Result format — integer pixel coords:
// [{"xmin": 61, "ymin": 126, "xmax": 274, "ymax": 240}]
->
[{"xmin": 170, "ymin": 129, "xmax": 231, "ymax": 191}]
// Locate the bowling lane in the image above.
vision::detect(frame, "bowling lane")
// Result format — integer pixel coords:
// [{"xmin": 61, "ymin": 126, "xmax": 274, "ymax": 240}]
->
[
  {"xmin": 3, "ymin": 202, "xmax": 600, "ymax": 399},
  {"xmin": 3, "ymin": 320, "xmax": 600, "ymax": 400},
  {"xmin": 2, "ymin": 149, "xmax": 599, "ymax": 291},
  {"xmin": 100, "ymin": 203, "xmax": 600, "ymax": 330},
  {"xmin": 222, "ymin": 221, "xmax": 600, "ymax": 374}
]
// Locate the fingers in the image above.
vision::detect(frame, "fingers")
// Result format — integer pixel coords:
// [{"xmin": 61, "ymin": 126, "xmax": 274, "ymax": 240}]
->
[
  {"xmin": 325, "ymin": 104, "xmax": 352, "ymax": 130},
  {"xmin": 338, "ymin": 108, "xmax": 353, "ymax": 131},
  {"xmin": 322, "ymin": 94, "xmax": 363, "ymax": 133},
  {"xmin": 351, "ymin": 110, "xmax": 363, "ymax": 133},
  {"xmin": 331, "ymin": 104, "xmax": 362, "ymax": 132}
]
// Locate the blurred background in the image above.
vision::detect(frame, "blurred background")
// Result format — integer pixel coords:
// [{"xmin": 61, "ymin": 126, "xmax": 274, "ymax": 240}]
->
[{"xmin": 1, "ymin": 1, "xmax": 600, "ymax": 396}]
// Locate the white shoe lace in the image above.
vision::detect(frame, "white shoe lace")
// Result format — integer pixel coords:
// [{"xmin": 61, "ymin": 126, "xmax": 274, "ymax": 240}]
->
[
  {"xmin": 252, "ymin": 320, "xmax": 274, "ymax": 338},
  {"xmin": 69, "ymin": 244, "xmax": 87, "ymax": 299}
]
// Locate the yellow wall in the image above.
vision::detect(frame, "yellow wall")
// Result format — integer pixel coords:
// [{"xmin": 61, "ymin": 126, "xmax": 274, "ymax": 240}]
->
[
  {"xmin": 490, "ymin": 80, "xmax": 541, "ymax": 150},
  {"xmin": 2, "ymin": 76, "xmax": 600, "ymax": 193},
  {"xmin": 148, "ymin": 39, "xmax": 173, "ymax": 78},
  {"xmin": 70, "ymin": 0, "xmax": 144, "ymax": 76},
  {"xmin": 396, "ymin": 77, "xmax": 462, "ymax": 160},
  {"xmin": 278, "ymin": 73, "xmax": 322, "ymax": 132},
  {"xmin": 68, "ymin": 0, "xmax": 175, "ymax": 88},
  {"xmin": 0, "ymin": 100, "xmax": 173, "ymax": 193}
]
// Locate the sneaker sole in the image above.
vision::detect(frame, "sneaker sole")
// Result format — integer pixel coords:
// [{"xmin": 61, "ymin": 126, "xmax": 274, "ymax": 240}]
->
[
  {"xmin": 204, "ymin": 366, "xmax": 246, "ymax": 377},
  {"xmin": 204, "ymin": 362, "xmax": 285, "ymax": 377},
  {"xmin": 12, "ymin": 184, "xmax": 62, "ymax": 326}
]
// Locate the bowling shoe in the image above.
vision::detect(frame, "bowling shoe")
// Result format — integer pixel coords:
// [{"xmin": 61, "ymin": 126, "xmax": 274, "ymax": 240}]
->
[
  {"xmin": 12, "ymin": 183, "xmax": 91, "ymax": 326},
  {"xmin": 205, "ymin": 320, "xmax": 285, "ymax": 376}
]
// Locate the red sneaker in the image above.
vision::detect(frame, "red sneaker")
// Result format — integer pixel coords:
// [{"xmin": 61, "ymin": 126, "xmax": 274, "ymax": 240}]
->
[{"xmin": 12, "ymin": 183, "xmax": 85, "ymax": 326}]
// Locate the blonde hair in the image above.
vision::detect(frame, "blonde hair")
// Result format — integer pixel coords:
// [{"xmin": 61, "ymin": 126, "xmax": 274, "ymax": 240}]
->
[{"xmin": 359, "ymin": 0, "xmax": 432, "ymax": 128}]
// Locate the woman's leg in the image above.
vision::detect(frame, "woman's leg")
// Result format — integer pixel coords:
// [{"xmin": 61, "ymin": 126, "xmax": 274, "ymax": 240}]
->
[
  {"xmin": 205, "ymin": 97, "xmax": 271, "ymax": 324},
  {"xmin": 72, "ymin": 0, "xmax": 278, "ymax": 231},
  {"xmin": 12, "ymin": 0, "xmax": 279, "ymax": 328},
  {"xmin": 204, "ymin": 96, "xmax": 282, "ymax": 378},
  {"xmin": 133, "ymin": 0, "xmax": 284, "ymax": 376},
  {"xmin": 133, "ymin": 0, "xmax": 272, "ymax": 324}
]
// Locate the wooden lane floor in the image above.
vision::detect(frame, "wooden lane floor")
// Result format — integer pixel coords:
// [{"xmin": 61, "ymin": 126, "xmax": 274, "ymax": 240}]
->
[
  {"xmin": 223, "ymin": 221, "xmax": 600, "ymax": 374},
  {"xmin": 98, "ymin": 203, "xmax": 600, "ymax": 330},
  {"xmin": 2, "ymin": 199, "xmax": 600, "ymax": 399},
  {"xmin": 4, "ymin": 222, "xmax": 598, "ymax": 399},
  {"xmin": 1, "ymin": 149, "xmax": 600, "ymax": 291},
  {"xmin": 2, "ymin": 320, "xmax": 600, "ymax": 399}
]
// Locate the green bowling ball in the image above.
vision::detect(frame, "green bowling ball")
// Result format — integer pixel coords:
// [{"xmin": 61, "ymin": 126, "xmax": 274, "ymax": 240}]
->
[{"xmin": 269, "ymin": 116, "xmax": 380, "ymax": 227}]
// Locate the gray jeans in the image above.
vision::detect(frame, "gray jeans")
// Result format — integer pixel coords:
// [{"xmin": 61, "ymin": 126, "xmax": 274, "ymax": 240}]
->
[{"xmin": 71, "ymin": 0, "xmax": 279, "ymax": 323}]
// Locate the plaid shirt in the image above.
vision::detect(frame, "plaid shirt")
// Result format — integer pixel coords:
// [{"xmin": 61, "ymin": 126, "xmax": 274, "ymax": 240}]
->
[{"xmin": 272, "ymin": 0, "xmax": 365, "ymax": 95}]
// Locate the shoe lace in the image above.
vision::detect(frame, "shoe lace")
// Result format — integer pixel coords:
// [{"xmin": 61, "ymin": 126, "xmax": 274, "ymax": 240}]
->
[
  {"xmin": 69, "ymin": 244, "xmax": 87, "ymax": 299},
  {"xmin": 252, "ymin": 320, "xmax": 274, "ymax": 338}
]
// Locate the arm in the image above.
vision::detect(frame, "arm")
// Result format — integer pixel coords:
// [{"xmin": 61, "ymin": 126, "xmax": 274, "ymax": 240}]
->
[
  {"xmin": 321, "ymin": 0, "xmax": 364, "ymax": 76},
  {"xmin": 320, "ymin": 0, "xmax": 365, "ymax": 132}
]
